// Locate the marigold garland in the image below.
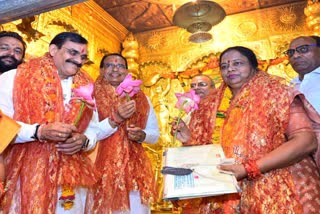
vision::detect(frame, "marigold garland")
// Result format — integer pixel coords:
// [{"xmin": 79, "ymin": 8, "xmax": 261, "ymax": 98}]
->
[
  {"xmin": 212, "ymin": 87, "xmax": 232, "ymax": 144},
  {"xmin": 59, "ymin": 187, "xmax": 75, "ymax": 210}
]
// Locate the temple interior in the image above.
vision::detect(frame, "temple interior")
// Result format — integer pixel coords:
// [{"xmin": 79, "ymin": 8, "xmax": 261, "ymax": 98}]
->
[{"xmin": 0, "ymin": 0, "xmax": 318, "ymax": 212}]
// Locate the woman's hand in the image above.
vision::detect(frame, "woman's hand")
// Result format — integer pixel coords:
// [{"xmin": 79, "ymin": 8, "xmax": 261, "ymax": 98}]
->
[{"xmin": 218, "ymin": 164, "xmax": 247, "ymax": 181}]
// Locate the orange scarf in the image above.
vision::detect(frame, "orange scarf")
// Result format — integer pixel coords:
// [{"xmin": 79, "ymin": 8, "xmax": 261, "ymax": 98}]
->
[
  {"xmin": 86, "ymin": 76, "xmax": 156, "ymax": 213},
  {"xmin": 220, "ymin": 71, "xmax": 320, "ymax": 213},
  {"xmin": 184, "ymin": 90, "xmax": 219, "ymax": 146},
  {"xmin": 2, "ymin": 54, "xmax": 99, "ymax": 213}
]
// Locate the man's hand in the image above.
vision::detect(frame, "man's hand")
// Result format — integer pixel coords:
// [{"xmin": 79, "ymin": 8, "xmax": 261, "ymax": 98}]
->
[
  {"xmin": 38, "ymin": 122, "xmax": 77, "ymax": 142},
  {"xmin": 56, "ymin": 133, "xmax": 87, "ymax": 155},
  {"xmin": 127, "ymin": 124, "xmax": 146, "ymax": 142},
  {"xmin": 170, "ymin": 117, "xmax": 191, "ymax": 143},
  {"xmin": 117, "ymin": 100, "xmax": 136, "ymax": 120}
]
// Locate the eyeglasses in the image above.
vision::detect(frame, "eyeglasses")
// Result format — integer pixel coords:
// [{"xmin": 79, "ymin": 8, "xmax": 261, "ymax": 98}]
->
[
  {"xmin": 104, "ymin": 63, "xmax": 126, "ymax": 69},
  {"xmin": 283, "ymin": 44, "xmax": 319, "ymax": 58},
  {"xmin": 190, "ymin": 82, "xmax": 208, "ymax": 88},
  {"xmin": 62, "ymin": 47, "xmax": 88, "ymax": 61},
  {"xmin": 0, "ymin": 44, "xmax": 23, "ymax": 56}
]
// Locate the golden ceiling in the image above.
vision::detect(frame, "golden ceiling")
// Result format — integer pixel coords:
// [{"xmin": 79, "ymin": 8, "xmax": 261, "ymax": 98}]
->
[{"xmin": 94, "ymin": 0, "xmax": 305, "ymax": 33}]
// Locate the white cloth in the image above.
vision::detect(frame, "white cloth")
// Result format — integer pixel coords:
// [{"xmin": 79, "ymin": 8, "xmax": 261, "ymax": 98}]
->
[
  {"xmin": 113, "ymin": 191, "xmax": 151, "ymax": 214},
  {"xmin": 291, "ymin": 67, "xmax": 320, "ymax": 113},
  {"xmin": 96, "ymin": 96, "xmax": 160, "ymax": 144}
]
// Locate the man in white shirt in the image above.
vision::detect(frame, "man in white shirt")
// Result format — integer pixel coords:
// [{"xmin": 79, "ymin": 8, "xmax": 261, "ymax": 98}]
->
[
  {"xmin": 0, "ymin": 31, "xmax": 26, "ymax": 75},
  {"xmin": 0, "ymin": 32, "xmax": 99, "ymax": 213},
  {"xmin": 286, "ymin": 36, "xmax": 320, "ymax": 170},
  {"xmin": 286, "ymin": 36, "xmax": 320, "ymax": 113}
]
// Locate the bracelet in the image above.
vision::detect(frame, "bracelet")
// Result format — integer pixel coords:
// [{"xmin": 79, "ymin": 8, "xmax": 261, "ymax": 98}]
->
[
  {"xmin": 110, "ymin": 112, "xmax": 123, "ymax": 126},
  {"xmin": 243, "ymin": 159, "xmax": 261, "ymax": 180}
]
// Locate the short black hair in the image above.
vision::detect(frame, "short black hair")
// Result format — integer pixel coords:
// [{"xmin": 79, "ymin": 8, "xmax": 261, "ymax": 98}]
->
[
  {"xmin": 219, "ymin": 46, "xmax": 258, "ymax": 69},
  {"xmin": 99, "ymin": 53, "xmax": 128, "ymax": 69},
  {"xmin": 0, "ymin": 31, "xmax": 27, "ymax": 58},
  {"xmin": 49, "ymin": 32, "xmax": 88, "ymax": 49}
]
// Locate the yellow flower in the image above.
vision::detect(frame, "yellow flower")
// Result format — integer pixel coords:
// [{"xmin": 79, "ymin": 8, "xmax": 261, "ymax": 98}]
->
[{"xmin": 212, "ymin": 87, "xmax": 232, "ymax": 144}]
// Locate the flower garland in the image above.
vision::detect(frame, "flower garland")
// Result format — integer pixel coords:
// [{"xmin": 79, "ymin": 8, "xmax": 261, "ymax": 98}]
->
[
  {"xmin": 59, "ymin": 83, "xmax": 96, "ymax": 210},
  {"xmin": 212, "ymin": 87, "xmax": 232, "ymax": 144}
]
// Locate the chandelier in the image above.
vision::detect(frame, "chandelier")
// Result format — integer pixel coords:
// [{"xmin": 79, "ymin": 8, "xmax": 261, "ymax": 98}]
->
[{"xmin": 173, "ymin": 0, "xmax": 226, "ymax": 43}]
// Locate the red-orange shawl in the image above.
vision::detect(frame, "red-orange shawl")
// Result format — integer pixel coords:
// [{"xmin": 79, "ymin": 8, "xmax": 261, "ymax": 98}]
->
[
  {"xmin": 220, "ymin": 71, "xmax": 320, "ymax": 213},
  {"xmin": 2, "ymin": 53, "xmax": 99, "ymax": 214},
  {"xmin": 184, "ymin": 90, "xmax": 219, "ymax": 146},
  {"xmin": 85, "ymin": 75, "xmax": 156, "ymax": 213}
]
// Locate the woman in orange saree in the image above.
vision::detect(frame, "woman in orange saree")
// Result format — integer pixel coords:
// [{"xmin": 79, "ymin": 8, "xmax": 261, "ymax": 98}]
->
[{"xmin": 174, "ymin": 46, "xmax": 320, "ymax": 213}]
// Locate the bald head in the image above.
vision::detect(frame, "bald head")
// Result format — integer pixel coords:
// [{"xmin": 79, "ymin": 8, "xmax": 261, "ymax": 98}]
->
[
  {"xmin": 190, "ymin": 74, "xmax": 215, "ymax": 99},
  {"xmin": 287, "ymin": 36, "xmax": 320, "ymax": 80}
]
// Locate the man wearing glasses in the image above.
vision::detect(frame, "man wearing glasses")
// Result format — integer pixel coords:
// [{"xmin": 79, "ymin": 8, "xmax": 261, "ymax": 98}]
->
[
  {"xmin": 286, "ymin": 36, "xmax": 320, "ymax": 170},
  {"xmin": 0, "ymin": 32, "xmax": 99, "ymax": 213},
  {"xmin": 171, "ymin": 74, "xmax": 216, "ymax": 145},
  {"xmin": 85, "ymin": 53, "xmax": 160, "ymax": 214},
  {"xmin": 285, "ymin": 36, "xmax": 320, "ymax": 113}
]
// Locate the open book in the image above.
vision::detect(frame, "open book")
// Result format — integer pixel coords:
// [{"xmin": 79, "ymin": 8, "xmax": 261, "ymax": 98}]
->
[{"xmin": 162, "ymin": 144, "xmax": 240, "ymax": 200}]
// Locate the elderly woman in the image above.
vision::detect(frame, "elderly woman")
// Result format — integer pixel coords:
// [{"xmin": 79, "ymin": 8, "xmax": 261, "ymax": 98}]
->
[{"xmin": 173, "ymin": 46, "xmax": 320, "ymax": 213}]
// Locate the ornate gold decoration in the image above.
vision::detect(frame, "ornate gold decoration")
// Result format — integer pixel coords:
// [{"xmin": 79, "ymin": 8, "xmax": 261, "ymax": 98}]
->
[
  {"xmin": 304, "ymin": 0, "xmax": 320, "ymax": 34},
  {"xmin": 122, "ymin": 33, "xmax": 140, "ymax": 79},
  {"xmin": 48, "ymin": 20, "xmax": 77, "ymax": 32},
  {"xmin": 271, "ymin": 6, "xmax": 304, "ymax": 32},
  {"xmin": 16, "ymin": 16, "xmax": 45, "ymax": 42},
  {"xmin": 236, "ymin": 21, "xmax": 257, "ymax": 38},
  {"xmin": 147, "ymin": 32, "xmax": 166, "ymax": 50}
]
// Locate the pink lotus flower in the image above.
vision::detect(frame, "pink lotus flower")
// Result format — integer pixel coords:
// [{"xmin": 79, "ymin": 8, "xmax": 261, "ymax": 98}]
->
[
  {"xmin": 173, "ymin": 90, "xmax": 200, "ymax": 144},
  {"xmin": 116, "ymin": 74, "xmax": 142, "ymax": 99},
  {"xmin": 72, "ymin": 83, "xmax": 95, "ymax": 107},
  {"xmin": 175, "ymin": 89, "xmax": 200, "ymax": 113},
  {"xmin": 71, "ymin": 83, "xmax": 96, "ymax": 126}
]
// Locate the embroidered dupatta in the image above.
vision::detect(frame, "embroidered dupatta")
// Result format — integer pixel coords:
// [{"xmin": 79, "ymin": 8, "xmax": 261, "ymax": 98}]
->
[
  {"xmin": 86, "ymin": 76, "xmax": 156, "ymax": 213},
  {"xmin": 220, "ymin": 71, "xmax": 320, "ymax": 213},
  {"xmin": 2, "ymin": 54, "xmax": 99, "ymax": 213},
  {"xmin": 184, "ymin": 90, "xmax": 219, "ymax": 146}
]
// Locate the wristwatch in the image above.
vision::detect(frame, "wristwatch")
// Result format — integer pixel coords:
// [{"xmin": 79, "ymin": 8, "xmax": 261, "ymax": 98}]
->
[
  {"xmin": 31, "ymin": 124, "xmax": 41, "ymax": 140},
  {"xmin": 81, "ymin": 137, "xmax": 90, "ymax": 150}
]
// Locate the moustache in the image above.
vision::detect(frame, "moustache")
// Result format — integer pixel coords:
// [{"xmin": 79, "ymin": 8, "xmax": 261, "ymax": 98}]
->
[
  {"xmin": 0, "ymin": 55, "xmax": 18, "ymax": 63},
  {"xmin": 66, "ymin": 59, "xmax": 82, "ymax": 68}
]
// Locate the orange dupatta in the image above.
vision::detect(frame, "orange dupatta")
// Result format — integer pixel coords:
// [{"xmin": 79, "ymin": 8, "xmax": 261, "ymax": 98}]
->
[
  {"xmin": 2, "ymin": 54, "xmax": 99, "ymax": 214},
  {"xmin": 184, "ymin": 90, "xmax": 219, "ymax": 146},
  {"xmin": 85, "ymin": 76, "xmax": 156, "ymax": 213},
  {"xmin": 220, "ymin": 71, "xmax": 320, "ymax": 213}
]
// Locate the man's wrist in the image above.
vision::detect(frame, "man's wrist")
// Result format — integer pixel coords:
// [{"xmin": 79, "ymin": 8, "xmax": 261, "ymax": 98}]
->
[
  {"xmin": 31, "ymin": 124, "xmax": 41, "ymax": 141},
  {"xmin": 81, "ymin": 137, "xmax": 90, "ymax": 151}
]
